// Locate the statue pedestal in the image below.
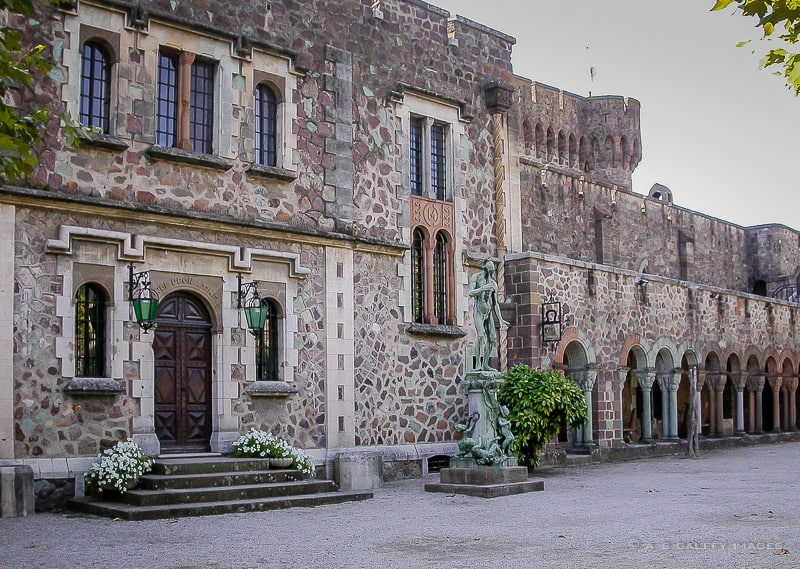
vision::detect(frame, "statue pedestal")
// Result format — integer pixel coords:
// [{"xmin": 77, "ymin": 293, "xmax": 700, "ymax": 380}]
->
[
  {"xmin": 462, "ymin": 370, "xmax": 504, "ymax": 447},
  {"xmin": 424, "ymin": 371, "xmax": 545, "ymax": 498}
]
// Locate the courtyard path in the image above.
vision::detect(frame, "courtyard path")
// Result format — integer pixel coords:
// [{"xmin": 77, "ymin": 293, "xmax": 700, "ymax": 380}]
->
[{"xmin": 1, "ymin": 442, "xmax": 797, "ymax": 569}]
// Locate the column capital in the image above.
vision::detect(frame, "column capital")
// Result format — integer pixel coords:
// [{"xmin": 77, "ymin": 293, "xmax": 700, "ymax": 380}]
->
[
  {"xmin": 616, "ymin": 366, "xmax": 630, "ymax": 382},
  {"xmin": 637, "ymin": 368, "xmax": 657, "ymax": 390},
  {"xmin": 747, "ymin": 375, "xmax": 765, "ymax": 393},
  {"xmin": 767, "ymin": 375, "xmax": 783, "ymax": 392},
  {"xmin": 710, "ymin": 374, "xmax": 727, "ymax": 392},
  {"xmin": 729, "ymin": 372, "xmax": 748, "ymax": 392},
  {"xmin": 783, "ymin": 376, "xmax": 799, "ymax": 392}
]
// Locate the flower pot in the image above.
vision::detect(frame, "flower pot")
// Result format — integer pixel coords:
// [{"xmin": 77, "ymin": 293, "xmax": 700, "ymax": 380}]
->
[{"xmin": 270, "ymin": 457, "xmax": 293, "ymax": 469}]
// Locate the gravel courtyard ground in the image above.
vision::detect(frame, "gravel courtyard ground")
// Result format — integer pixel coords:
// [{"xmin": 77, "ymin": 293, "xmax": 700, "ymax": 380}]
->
[{"xmin": 1, "ymin": 442, "xmax": 797, "ymax": 569}]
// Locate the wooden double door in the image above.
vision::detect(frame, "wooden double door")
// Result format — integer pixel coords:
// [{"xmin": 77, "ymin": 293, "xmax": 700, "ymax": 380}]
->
[{"xmin": 154, "ymin": 292, "xmax": 213, "ymax": 453}]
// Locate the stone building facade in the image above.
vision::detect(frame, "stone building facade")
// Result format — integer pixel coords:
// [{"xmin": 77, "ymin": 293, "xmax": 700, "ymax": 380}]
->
[{"xmin": 1, "ymin": 0, "xmax": 798, "ymax": 484}]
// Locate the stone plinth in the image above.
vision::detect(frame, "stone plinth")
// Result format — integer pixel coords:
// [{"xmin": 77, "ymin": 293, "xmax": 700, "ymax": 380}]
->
[
  {"xmin": 335, "ymin": 451, "xmax": 383, "ymax": 491},
  {"xmin": 1, "ymin": 465, "xmax": 34, "ymax": 517},
  {"xmin": 425, "ymin": 465, "xmax": 544, "ymax": 498}
]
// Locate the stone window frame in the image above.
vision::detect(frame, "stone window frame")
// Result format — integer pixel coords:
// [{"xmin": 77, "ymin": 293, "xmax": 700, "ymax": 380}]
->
[
  {"xmin": 55, "ymin": 260, "xmax": 126, "ymax": 395},
  {"xmin": 155, "ymin": 47, "xmax": 217, "ymax": 155},
  {"xmin": 79, "ymin": 40, "xmax": 112, "ymax": 134},
  {"xmin": 245, "ymin": 53, "xmax": 300, "ymax": 181},
  {"xmin": 73, "ymin": 282, "xmax": 108, "ymax": 378},
  {"xmin": 396, "ymin": 91, "xmax": 468, "ymax": 331},
  {"xmin": 139, "ymin": 21, "xmax": 234, "ymax": 168},
  {"xmin": 62, "ymin": 12, "xmax": 129, "ymax": 150}
]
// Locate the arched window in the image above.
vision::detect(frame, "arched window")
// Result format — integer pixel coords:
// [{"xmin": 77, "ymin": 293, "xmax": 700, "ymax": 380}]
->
[
  {"xmin": 80, "ymin": 41, "xmax": 111, "ymax": 133},
  {"xmin": 256, "ymin": 298, "xmax": 280, "ymax": 381},
  {"xmin": 255, "ymin": 83, "xmax": 278, "ymax": 167},
  {"xmin": 433, "ymin": 231, "xmax": 448, "ymax": 323},
  {"xmin": 75, "ymin": 284, "xmax": 106, "ymax": 377},
  {"xmin": 411, "ymin": 228, "xmax": 425, "ymax": 324}
]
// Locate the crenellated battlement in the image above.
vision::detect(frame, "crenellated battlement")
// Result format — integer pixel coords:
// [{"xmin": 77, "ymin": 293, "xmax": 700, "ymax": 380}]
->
[{"xmin": 513, "ymin": 79, "xmax": 642, "ymax": 189}]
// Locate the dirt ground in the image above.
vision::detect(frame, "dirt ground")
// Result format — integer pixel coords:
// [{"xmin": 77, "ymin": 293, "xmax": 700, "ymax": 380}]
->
[{"xmin": 1, "ymin": 442, "xmax": 797, "ymax": 569}]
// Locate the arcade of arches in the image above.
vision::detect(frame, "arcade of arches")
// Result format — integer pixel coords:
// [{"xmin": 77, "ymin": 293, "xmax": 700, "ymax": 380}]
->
[{"xmin": 556, "ymin": 339, "xmax": 799, "ymax": 448}]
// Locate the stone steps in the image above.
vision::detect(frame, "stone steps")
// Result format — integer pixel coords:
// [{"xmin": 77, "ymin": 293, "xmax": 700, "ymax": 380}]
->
[{"xmin": 68, "ymin": 456, "xmax": 372, "ymax": 520}]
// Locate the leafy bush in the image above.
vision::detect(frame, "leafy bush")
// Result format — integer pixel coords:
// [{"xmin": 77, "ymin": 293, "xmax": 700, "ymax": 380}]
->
[
  {"xmin": 84, "ymin": 441, "xmax": 153, "ymax": 495},
  {"xmin": 497, "ymin": 365, "xmax": 588, "ymax": 466},
  {"xmin": 232, "ymin": 429, "xmax": 315, "ymax": 478}
]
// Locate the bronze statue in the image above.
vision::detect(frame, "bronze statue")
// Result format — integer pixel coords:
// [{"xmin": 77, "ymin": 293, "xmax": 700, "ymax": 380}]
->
[{"xmin": 468, "ymin": 260, "xmax": 509, "ymax": 371}]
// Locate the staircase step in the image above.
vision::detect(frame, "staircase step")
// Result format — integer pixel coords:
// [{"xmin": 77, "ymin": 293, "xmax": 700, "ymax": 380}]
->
[
  {"xmin": 151, "ymin": 457, "xmax": 272, "ymax": 476},
  {"xmin": 139, "ymin": 469, "xmax": 303, "ymax": 490},
  {"xmin": 68, "ymin": 490, "xmax": 374, "ymax": 521},
  {"xmin": 120, "ymin": 480, "xmax": 339, "ymax": 506}
]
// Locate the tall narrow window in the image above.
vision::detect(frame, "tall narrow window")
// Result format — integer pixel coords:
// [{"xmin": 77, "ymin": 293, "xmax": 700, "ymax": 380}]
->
[
  {"xmin": 409, "ymin": 116, "xmax": 448, "ymax": 201},
  {"xmin": 409, "ymin": 117, "xmax": 423, "ymax": 196},
  {"xmin": 431, "ymin": 123, "xmax": 446, "ymax": 200},
  {"xmin": 411, "ymin": 229, "xmax": 425, "ymax": 323},
  {"xmin": 156, "ymin": 52, "xmax": 178, "ymax": 148},
  {"xmin": 80, "ymin": 41, "xmax": 111, "ymax": 133},
  {"xmin": 433, "ymin": 231, "xmax": 448, "ymax": 323},
  {"xmin": 189, "ymin": 60, "xmax": 214, "ymax": 154},
  {"xmin": 255, "ymin": 84, "xmax": 278, "ymax": 167},
  {"xmin": 75, "ymin": 284, "xmax": 106, "ymax": 377},
  {"xmin": 255, "ymin": 299, "xmax": 280, "ymax": 381},
  {"xmin": 156, "ymin": 50, "xmax": 215, "ymax": 153}
]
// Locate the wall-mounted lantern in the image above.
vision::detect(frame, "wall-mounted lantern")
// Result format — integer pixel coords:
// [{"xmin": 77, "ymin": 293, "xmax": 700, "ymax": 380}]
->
[
  {"xmin": 237, "ymin": 274, "xmax": 266, "ymax": 336},
  {"xmin": 128, "ymin": 264, "xmax": 159, "ymax": 333},
  {"xmin": 541, "ymin": 294, "xmax": 562, "ymax": 344}
]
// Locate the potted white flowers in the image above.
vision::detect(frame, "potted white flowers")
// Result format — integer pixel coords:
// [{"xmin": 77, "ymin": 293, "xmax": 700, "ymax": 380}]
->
[
  {"xmin": 84, "ymin": 441, "xmax": 154, "ymax": 496},
  {"xmin": 232, "ymin": 429, "xmax": 315, "ymax": 478}
]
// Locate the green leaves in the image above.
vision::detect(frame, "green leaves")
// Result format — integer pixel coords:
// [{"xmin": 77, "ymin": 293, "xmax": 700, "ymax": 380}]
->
[
  {"xmin": 498, "ymin": 365, "xmax": 588, "ymax": 466},
  {"xmin": 711, "ymin": 0, "xmax": 800, "ymax": 95},
  {"xmin": 0, "ymin": 2, "xmax": 55, "ymax": 181}
]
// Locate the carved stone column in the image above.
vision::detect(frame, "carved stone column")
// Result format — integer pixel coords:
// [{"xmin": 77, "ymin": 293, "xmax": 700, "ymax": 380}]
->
[
  {"xmin": 730, "ymin": 372, "xmax": 747, "ymax": 435},
  {"xmin": 638, "ymin": 369, "xmax": 657, "ymax": 442},
  {"xmin": 177, "ymin": 51, "xmax": 196, "ymax": 151},
  {"xmin": 697, "ymin": 370, "xmax": 708, "ymax": 435},
  {"xmin": 423, "ymin": 238, "xmax": 436, "ymax": 324},
  {"xmin": 705, "ymin": 372, "xmax": 719, "ymax": 436},
  {"xmin": 669, "ymin": 372, "xmax": 682, "ymax": 440},
  {"xmin": 570, "ymin": 367, "xmax": 598, "ymax": 446},
  {"xmin": 656, "ymin": 373, "xmax": 671, "ymax": 439},
  {"xmin": 711, "ymin": 373, "xmax": 727, "ymax": 437},
  {"xmin": 785, "ymin": 376, "xmax": 799, "ymax": 431},
  {"xmin": 780, "ymin": 381, "xmax": 791, "ymax": 431},
  {"xmin": 748, "ymin": 375, "xmax": 765, "ymax": 433},
  {"xmin": 767, "ymin": 375, "xmax": 783, "ymax": 432}
]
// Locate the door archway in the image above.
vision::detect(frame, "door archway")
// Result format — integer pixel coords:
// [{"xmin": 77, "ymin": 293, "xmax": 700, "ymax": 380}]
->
[{"xmin": 153, "ymin": 292, "xmax": 213, "ymax": 453}]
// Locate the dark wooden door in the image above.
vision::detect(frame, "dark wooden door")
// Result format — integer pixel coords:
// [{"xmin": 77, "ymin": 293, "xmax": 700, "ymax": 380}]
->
[{"xmin": 154, "ymin": 292, "xmax": 213, "ymax": 453}]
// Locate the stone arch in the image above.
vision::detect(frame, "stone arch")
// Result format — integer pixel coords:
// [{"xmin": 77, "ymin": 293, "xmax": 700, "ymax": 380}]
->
[
  {"xmin": 557, "ymin": 130, "xmax": 567, "ymax": 164},
  {"xmin": 620, "ymin": 135, "xmax": 631, "ymax": 170},
  {"xmin": 590, "ymin": 137, "xmax": 600, "ymax": 172},
  {"xmin": 651, "ymin": 343, "xmax": 676, "ymax": 439},
  {"xmin": 604, "ymin": 135, "xmax": 615, "ymax": 169},
  {"xmin": 621, "ymin": 343, "xmax": 648, "ymax": 443},
  {"xmin": 534, "ymin": 122, "xmax": 544, "ymax": 158},
  {"xmin": 702, "ymin": 350, "xmax": 723, "ymax": 436},
  {"xmin": 546, "ymin": 126, "xmax": 556, "ymax": 161},
  {"xmin": 726, "ymin": 352, "xmax": 744, "ymax": 434},
  {"xmin": 554, "ymin": 327, "xmax": 598, "ymax": 366},
  {"xmin": 578, "ymin": 136, "xmax": 589, "ymax": 172},
  {"xmin": 523, "ymin": 119, "xmax": 533, "ymax": 154},
  {"xmin": 559, "ymin": 335, "xmax": 598, "ymax": 448},
  {"xmin": 764, "ymin": 355, "xmax": 779, "ymax": 432},
  {"xmin": 568, "ymin": 133, "xmax": 577, "ymax": 167}
]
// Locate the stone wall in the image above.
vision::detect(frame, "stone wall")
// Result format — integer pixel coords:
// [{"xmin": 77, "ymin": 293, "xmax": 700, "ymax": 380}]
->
[{"xmin": 516, "ymin": 164, "xmax": 756, "ymax": 292}]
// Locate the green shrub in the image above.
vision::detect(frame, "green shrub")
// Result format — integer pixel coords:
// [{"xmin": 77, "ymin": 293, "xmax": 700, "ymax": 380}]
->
[{"xmin": 497, "ymin": 365, "xmax": 588, "ymax": 466}]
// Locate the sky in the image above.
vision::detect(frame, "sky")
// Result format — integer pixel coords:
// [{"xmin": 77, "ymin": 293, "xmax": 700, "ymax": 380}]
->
[{"xmin": 433, "ymin": 0, "xmax": 800, "ymax": 230}]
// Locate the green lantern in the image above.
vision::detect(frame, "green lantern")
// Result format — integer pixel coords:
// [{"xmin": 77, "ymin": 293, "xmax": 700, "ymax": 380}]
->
[{"xmin": 128, "ymin": 264, "xmax": 159, "ymax": 333}]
